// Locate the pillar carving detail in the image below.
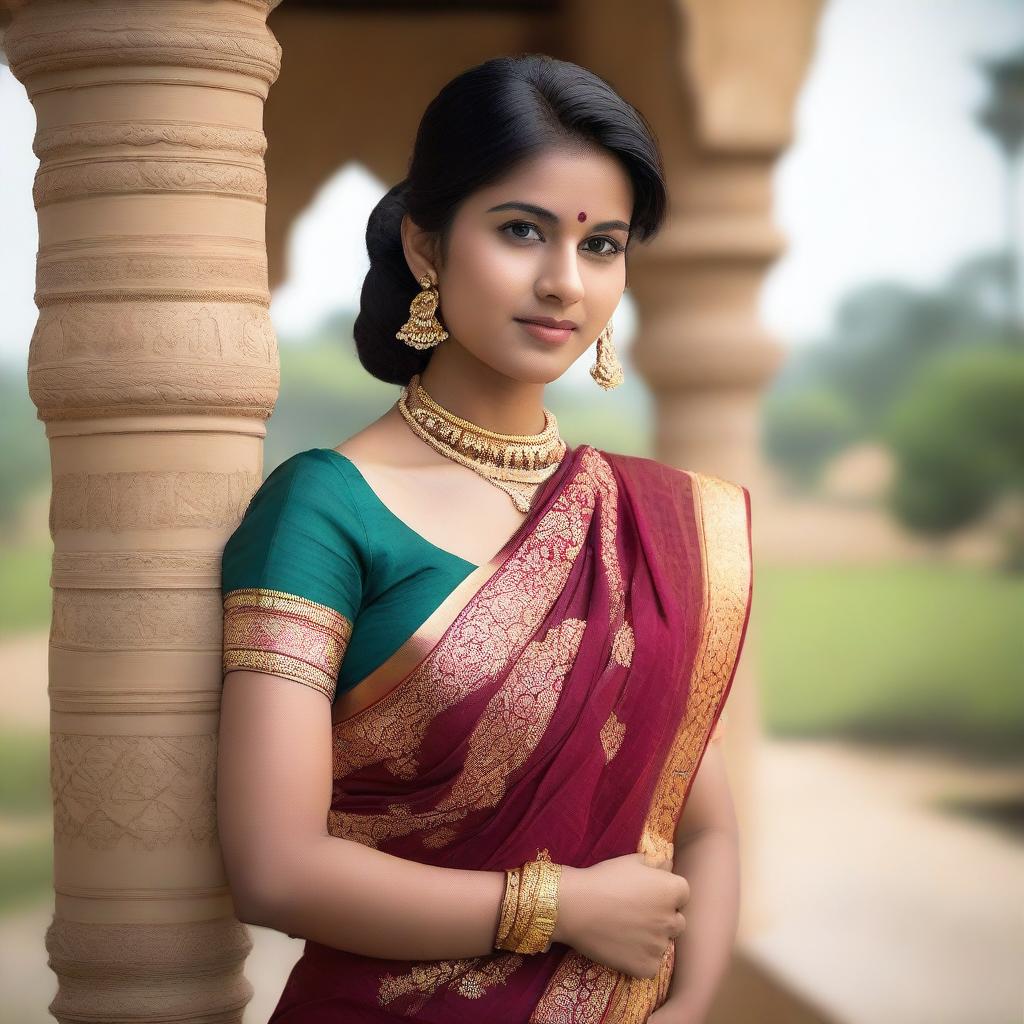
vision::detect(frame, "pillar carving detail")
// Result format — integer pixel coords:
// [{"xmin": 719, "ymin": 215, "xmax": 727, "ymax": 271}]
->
[{"xmin": 6, "ymin": 1, "xmax": 284, "ymax": 1018}]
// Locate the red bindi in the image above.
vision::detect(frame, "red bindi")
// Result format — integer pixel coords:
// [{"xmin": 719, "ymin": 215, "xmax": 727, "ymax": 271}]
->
[{"xmin": 577, "ymin": 211, "xmax": 587, "ymax": 222}]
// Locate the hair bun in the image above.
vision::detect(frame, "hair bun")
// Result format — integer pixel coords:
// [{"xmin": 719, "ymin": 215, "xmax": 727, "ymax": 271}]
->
[{"xmin": 355, "ymin": 176, "xmax": 431, "ymax": 385}]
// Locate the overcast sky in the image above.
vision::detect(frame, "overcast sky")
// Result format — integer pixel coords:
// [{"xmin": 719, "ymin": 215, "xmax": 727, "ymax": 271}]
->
[{"xmin": 1, "ymin": 0, "xmax": 1021, "ymax": 368}]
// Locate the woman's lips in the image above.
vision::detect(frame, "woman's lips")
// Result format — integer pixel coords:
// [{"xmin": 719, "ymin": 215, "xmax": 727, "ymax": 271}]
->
[{"xmin": 514, "ymin": 318, "xmax": 576, "ymax": 345}]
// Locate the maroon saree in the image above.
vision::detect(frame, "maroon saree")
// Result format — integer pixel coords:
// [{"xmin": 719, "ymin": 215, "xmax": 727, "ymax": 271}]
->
[{"xmin": 268, "ymin": 442, "xmax": 753, "ymax": 1023}]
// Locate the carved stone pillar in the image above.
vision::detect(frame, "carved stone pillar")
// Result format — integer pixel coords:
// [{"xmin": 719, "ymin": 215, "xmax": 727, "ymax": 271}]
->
[
  {"xmin": 5, "ymin": 1, "xmax": 282, "ymax": 1018},
  {"xmin": 560, "ymin": 0, "xmax": 824, "ymax": 939},
  {"xmin": 629, "ymin": 0, "xmax": 822, "ymax": 485},
  {"xmin": 628, "ymin": 6, "xmax": 823, "ymax": 937}
]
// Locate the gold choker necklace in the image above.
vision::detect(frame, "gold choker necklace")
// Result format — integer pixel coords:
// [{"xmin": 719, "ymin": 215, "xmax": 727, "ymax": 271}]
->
[{"xmin": 396, "ymin": 373, "xmax": 566, "ymax": 513}]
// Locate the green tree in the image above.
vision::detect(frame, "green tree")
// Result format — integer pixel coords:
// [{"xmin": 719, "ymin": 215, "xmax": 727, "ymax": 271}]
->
[
  {"xmin": 762, "ymin": 388, "xmax": 860, "ymax": 490},
  {"xmin": 975, "ymin": 47, "xmax": 1024, "ymax": 338},
  {"xmin": 796, "ymin": 282, "xmax": 990, "ymax": 423},
  {"xmin": 883, "ymin": 347, "xmax": 1024, "ymax": 567}
]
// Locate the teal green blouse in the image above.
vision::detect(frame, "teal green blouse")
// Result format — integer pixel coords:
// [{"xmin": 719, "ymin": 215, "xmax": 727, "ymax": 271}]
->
[{"xmin": 220, "ymin": 447, "xmax": 478, "ymax": 703}]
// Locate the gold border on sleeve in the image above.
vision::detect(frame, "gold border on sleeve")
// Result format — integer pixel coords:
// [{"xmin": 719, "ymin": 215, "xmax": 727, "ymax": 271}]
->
[{"xmin": 223, "ymin": 586, "xmax": 353, "ymax": 703}]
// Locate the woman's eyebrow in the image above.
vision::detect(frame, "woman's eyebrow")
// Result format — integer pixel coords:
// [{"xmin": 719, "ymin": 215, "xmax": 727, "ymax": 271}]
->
[{"xmin": 486, "ymin": 201, "xmax": 630, "ymax": 234}]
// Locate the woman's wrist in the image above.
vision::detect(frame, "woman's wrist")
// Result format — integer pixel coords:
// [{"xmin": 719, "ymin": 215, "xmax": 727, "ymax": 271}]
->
[
  {"xmin": 492, "ymin": 858, "xmax": 583, "ymax": 952},
  {"xmin": 493, "ymin": 851, "xmax": 562, "ymax": 953},
  {"xmin": 550, "ymin": 863, "xmax": 582, "ymax": 946}
]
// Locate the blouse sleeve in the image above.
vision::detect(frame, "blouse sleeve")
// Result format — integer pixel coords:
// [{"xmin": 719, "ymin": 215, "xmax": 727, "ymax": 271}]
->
[{"xmin": 220, "ymin": 450, "xmax": 367, "ymax": 703}]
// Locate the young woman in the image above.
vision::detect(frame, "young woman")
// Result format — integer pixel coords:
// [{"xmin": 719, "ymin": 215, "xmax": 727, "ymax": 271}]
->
[{"xmin": 217, "ymin": 53, "xmax": 752, "ymax": 1024}]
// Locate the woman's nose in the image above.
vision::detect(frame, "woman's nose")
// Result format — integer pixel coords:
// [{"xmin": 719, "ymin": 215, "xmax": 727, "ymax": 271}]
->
[{"xmin": 536, "ymin": 246, "xmax": 585, "ymax": 305}]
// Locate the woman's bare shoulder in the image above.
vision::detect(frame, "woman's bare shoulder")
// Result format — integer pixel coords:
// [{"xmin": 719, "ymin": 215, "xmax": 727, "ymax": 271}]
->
[{"xmin": 329, "ymin": 405, "xmax": 428, "ymax": 472}]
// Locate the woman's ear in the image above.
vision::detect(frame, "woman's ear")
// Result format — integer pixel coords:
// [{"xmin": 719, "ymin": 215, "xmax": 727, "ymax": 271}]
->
[{"xmin": 400, "ymin": 212, "xmax": 438, "ymax": 283}]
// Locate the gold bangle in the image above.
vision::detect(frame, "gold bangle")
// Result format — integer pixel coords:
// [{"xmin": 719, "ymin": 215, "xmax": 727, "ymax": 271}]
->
[
  {"xmin": 494, "ymin": 849, "xmax": 562, "ymax": 955},
  {"xmin": 495, "ymin": 866, "xmax": 521, "ymax": 949},
  {"xmin": 503, "ymin": 856, "xmax": 540, "ymax": 952},
  {"xmin": 535, "ymin": 859, "xmax": 562, "ymax": 952},
  {"xmin": 520, "ymin": 857, "xmax": 561, "ymax": 953}
]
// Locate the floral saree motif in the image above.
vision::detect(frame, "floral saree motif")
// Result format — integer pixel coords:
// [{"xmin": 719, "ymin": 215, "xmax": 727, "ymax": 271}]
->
[{"xmin": 267, "ymin": 442, "xmax": 753, "ymax": 1023}]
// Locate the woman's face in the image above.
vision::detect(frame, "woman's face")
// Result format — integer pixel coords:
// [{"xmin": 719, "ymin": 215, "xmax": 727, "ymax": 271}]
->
[{"xmin": 425, "ymin": 144, "xmax": 633, "ymax": 385}]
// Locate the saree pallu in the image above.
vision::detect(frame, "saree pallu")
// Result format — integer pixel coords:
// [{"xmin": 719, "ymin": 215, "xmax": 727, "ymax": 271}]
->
[{"xmin": 268, "ymin": 443, "xmax": 753, "ymax": 1023}]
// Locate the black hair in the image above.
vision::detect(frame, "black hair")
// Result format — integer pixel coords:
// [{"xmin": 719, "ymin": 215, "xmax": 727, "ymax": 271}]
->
[{"xmin": 353, "ymin": 53, "xmax": 668, "ymax": 386}]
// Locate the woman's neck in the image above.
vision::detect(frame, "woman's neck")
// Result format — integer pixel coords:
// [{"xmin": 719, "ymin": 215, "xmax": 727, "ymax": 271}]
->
[{"xmin": 417, "ymin": 347, "xmax": 547, "ymax": 436}]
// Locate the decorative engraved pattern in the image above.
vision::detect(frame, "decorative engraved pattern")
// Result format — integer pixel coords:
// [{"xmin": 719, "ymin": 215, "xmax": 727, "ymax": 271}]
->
[
  {"xmin": 599, "ymin": 710, "xmax": 627, "ymax": 764},
  {"xmin": 38, "ymin": 251, "xmax": 267, "ymax": 288},
  {"xmin": 222, "ymin": 587, "xmax": 354, "ymax": 703},
  {"xmin": 27, "ymin": 299, "xmax": 278, "ymax": 419},
  {"xmin": 51, "ymin": 550, "xmax": 223, "ymax": 589},
  {"xmin": 52, "ymin": 589, "xmax": 221, "ymax": 649},
  {"xmin": 329, "ymin": 618, "xmax": 587, "ymax": 848},
  {"xmin": 51, "ymin": 734, "xmax": 217, "ymax": 850},
  {"xmin": 27, "ymin": 293, "xmax": 279, "ymax": 418},
  {"xmin": 4, "ymin": 19, "xmax": 282, "ymax": 85},
  {"xmin": 4, "ymin": 0, "xmax": 282, "ymax": 1017},
  {"xmin": 530, "ymin": 471, "xmax": 752, "ymax": 1023},
  {"xmin": 378, "ymin": 952, "xmax": 526, "ymax": 1014},
  {"xmin": 35, "ymin": 159, "xmax": 267, "ymax": 207},
  {"xmin": 37, "ymin": 250, "xmax": 268, "ymax": 306},
  {"xmin": 35, "ymin": 122, "xmax": 268, "ymax": 160},
  {"xmin": 44, "ymin": 918, "xmax": 254, "ymax": 1019},
  {"xmin": 50, "ymin": 469, "xmax": 258, "ymax": 533},
  {"xmin": 29, "ymin": 302, "xmax": 277, "ymax": 365},
  {"xmin": 330, "ymin": 449, "xmax": 610, "ymax": 783}
]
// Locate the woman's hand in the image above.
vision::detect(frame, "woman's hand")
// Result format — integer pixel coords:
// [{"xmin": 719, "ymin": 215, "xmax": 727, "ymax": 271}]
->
[{"xmin": 553, "ymin": 852, "xmax": 689, "ymax": 980}]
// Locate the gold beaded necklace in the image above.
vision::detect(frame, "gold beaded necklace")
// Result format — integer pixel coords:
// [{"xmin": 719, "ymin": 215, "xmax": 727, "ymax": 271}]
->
[{"xmin": 395, "ymin": 372, "xmax": 567, "ymax": 513}]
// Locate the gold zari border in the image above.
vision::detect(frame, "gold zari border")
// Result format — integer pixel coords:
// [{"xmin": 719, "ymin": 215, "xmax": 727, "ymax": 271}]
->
[
  {"xmin": 222, "ymin": 586, "xmax": 353, "ymax": 703},
  {"xmin": 529, "ymin": 470, "xmax": 752, "ymax": 1024}
]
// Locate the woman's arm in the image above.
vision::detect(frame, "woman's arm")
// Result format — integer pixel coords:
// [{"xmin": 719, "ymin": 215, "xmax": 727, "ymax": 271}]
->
[
  {"xmin": 655, "ymin": 741, "xmax": 741, "ymax": 1022},
  {"xmin": 216, "ymin": 670, "xmax": 509, "ymax": 960}
]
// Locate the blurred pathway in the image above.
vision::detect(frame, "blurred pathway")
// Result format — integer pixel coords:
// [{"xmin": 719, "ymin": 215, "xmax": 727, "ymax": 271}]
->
[
  {"xmin": 0, "ymin": 628, "xmax": 49, "ymax": 729},
  {"xmin": 743, "ymin": 738, "xmax": 1024, "ymax": 1024}
]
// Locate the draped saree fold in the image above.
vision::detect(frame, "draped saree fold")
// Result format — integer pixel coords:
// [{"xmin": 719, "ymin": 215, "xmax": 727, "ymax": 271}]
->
[{"xmin": 267, "ymin": 442, "xmax": 754, "ymax": 1024}]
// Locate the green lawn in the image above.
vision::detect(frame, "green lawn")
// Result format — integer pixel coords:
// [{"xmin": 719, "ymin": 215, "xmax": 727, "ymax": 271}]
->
[
  {"xmin": 0, "ymin": 730, "xmax": 50, "ymax": 816},
  {"xmin": 0, "ymin": 729, "xmax": 52, "ymax": 914},
  {"xmin": 0, "ymin": 544, "xmax": 51, "ymax": 638},
  {"xmin": 756, "ymin": 563, "xmax": 1023, "ymax": 757},
  {"xmin": 0, "ymin": 834, "xmax": 52, "ymax": 915}
]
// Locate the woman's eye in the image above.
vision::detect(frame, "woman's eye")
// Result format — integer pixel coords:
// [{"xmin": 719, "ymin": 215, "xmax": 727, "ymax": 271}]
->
[
  {"xmin": 500, "ymin": 221, "xmax": 623, "ymax": 257},
  {"xmin": 584, "ymin": 237, "xmax": 622, "ymax": 257},
  {"xmin": 502, "ymin": 221, "xmax": 543, "ymax": 241}
]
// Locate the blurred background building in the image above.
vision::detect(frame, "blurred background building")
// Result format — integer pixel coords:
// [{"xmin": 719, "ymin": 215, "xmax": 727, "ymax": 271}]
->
[{"xmin": 0, "ymin": 0, "xmax": 1021, "ymax": 1021}]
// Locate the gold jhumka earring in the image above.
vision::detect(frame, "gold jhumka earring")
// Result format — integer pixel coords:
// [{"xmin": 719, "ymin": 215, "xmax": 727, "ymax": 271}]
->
[
  {"xmin": 396, "ymin": 274, "xmax": 449, "ymax": 350},
  {"xmin": 589, "ymin": 321, "xmax": 624, "ymax": 390}
]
